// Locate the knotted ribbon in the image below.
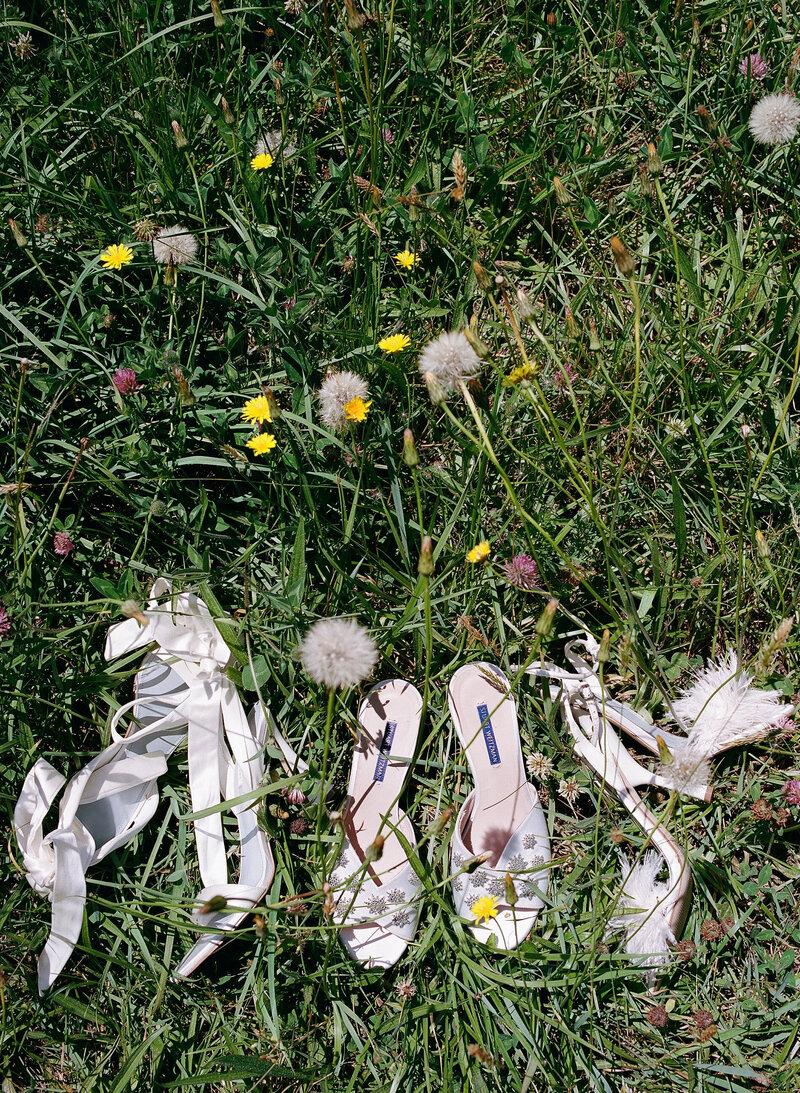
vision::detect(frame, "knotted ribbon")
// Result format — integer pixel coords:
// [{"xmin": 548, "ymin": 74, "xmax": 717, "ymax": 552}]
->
[{"xmin": 13, "ymin": 580, "xmax": 278, "ymax": 992}]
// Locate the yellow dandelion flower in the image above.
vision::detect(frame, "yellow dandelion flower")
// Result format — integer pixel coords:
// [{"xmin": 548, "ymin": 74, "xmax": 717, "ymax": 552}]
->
[
  {"xmin": 251, "ymin": 152, "xmax": 274, "ymax": 171},
  {"xmin": 466, "ymin": 540, "xmax": 491, "ymax": 564},
  {"xmin": 344, "ymin": 396, "xmax": 372, "ymax": 423},
  {"xmin": 471, "ymin": 894, "xmax": 500, "ymax": 924},
  {"xmin": 394, "ymin": 249, "xmax": 419, "ymax": 270},
  {"xmin": 378, "ymin": 333, "xmax": 411, "ymax": 353},
  {"xmin": 246, "ymin": 433, "xmax": 278, "ymax": 456},
  {"xmin": 504, "ymin": 363, "xmax": 534, "ymax": 387},
  {"xmin": 100, "ymin": 243, "xmax": 134, "ymax": 270},
  {"xmin": 242, "ymin": 396, "xmax": 272, "ymax": 425}
]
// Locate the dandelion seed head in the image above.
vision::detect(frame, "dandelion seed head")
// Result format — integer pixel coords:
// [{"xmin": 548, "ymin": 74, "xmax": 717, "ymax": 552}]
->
[
  {"xmin": 418, "ymin": 330, "xmax": 481, "ymax": 394},
  {"xmin": 297, "ymin": 617, "xmax": 378, "ymax": 689},
  {"xmin": 152, "ymin": 225, "xmax": 199, "ymax": 265},
  {"xmin": 748, "ymin": 93, "xmax": 800, "ymax": 145},
  {"xmin": 318, "ymin": 371, "xmax": 369, "ymax": 432}
]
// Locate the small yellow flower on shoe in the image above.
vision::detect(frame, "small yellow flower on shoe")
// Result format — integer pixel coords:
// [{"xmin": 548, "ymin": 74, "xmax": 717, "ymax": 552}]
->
[
  {"xmin": 242, "ymin": 396, "xmax": 273, "ymax": 425},
  {"xmin": 378, "ymin": 333, "xmax": 411, "ymax": 353},
  {"xmin": 100, "ymin": 244, "xmax": 134, "ymax": 270},
  {"xmin": 251, "ymin": 152, "xmax": 274, "ymax": 170},
  {"xmin": 471, "ymin": 894, "xmax": 499, "ymax": 924},
  {"xmin": 246, "ymin": 433, "xmax": 278, "ymax": 456},
  {"xmin": 467, "ymin": 540, "xmax": 491, "ymax": 564},
  {"xmin": 395, "ymin": 249, "xmax": 419, "ymax": 269},
  {"xmin": 344, "ymin": 396, "xmax": 372, "ymax": 422}
]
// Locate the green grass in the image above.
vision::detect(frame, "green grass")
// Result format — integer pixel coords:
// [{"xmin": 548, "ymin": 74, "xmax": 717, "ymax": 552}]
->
[{"xmin": 3, "ymin": 0, "xmax": 800, "ymax": 1089}]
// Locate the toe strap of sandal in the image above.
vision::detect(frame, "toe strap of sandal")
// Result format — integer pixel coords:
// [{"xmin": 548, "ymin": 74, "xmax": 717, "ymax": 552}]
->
[
  {"xmin": 331, "ymin": 838, "xmax": 422, "ymax": 942},
  {"xmin": 450, "ymin": 790, "xmax": 550, "ymax": 920}
]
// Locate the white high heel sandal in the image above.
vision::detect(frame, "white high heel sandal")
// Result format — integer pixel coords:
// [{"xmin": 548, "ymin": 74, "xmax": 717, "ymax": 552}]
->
[
  {"xmin": 332, "ymin": 679, "xmax": 424, "ymax": 968},
  {"xmin": 14, "ymin": 580, "xmax": 300, "ymax": 991},
  {"xmin": 448, "ymin": 662, "xmax": 550, "ymax": 951},
  {"xmin": 527, "ymin": 633, "xmax": 792, "ymax": 980}
]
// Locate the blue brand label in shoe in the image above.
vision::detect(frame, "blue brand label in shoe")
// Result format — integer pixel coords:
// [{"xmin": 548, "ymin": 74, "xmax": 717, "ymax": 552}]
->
[
  {"xmin": 477, "ymin": 704, "xmax": 500, "ymax": 765},
  {"xmin": 373, "ymin": 720, "xmax": 397, "ymax": 782}
]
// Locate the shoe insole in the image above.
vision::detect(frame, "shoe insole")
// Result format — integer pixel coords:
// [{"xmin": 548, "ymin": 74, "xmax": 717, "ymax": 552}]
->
[
  {"xmin": 449, "ymin": 662, "xmax": 532, "ymax": 866},
  {"xmin": 344, "ymin": 679, "xmax": 422, "ymax": 885}
]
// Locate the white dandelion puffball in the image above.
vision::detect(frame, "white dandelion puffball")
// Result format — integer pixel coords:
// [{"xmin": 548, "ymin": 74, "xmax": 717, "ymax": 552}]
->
[
  {"xmin": 152, "ymin": 225, "xmax": 199, "ymax": 265},
  {"xmin": 748, "ymin": 93, "xmax": 800, "ymax": 145},
  {"xmin": 418, "ymin": 330, "xmax": 481, "ymax": 394},
  {"xmin": 298, "ymin": 618, "xmax": 378, "ymax": 689},
  {"xmin": 255, "ymin": 129, "xmax": 298, "ymax": 160},
  {"xmin": 318, "ymin": 371, "xmax": 368, "ymax": 432}
]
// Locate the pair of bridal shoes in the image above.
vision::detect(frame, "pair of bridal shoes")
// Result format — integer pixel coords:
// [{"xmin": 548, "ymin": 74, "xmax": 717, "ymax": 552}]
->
[
  {"xmin": 528, "ymin": 632, "xmax": 792, "ymax": 981},
  {"xmin": 14, "ymin": 579, "xmax": 302, "ymax": 993},
  {"xmin": 331, "ymin": 662, "xmax": 551, "ymax": 966}
]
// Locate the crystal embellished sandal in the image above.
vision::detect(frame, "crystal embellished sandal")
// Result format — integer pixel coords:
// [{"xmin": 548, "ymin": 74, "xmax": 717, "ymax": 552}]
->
[
  {"xmin": 332, "ymin": 679, "xmax": 424, "ymax": 968},
  {"xmin": 448, "ymin": 662, "xmax": 550, "ymax": 951}
]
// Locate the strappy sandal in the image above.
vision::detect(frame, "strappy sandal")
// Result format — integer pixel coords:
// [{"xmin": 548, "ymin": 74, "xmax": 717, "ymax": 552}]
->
[
  {"xmin": 332, "ymin": 679, "xmax": 423, "ymax": 968},
  {"xmin": 448, "ymin": 662, "xmax": 550, "ymax": 951},
  {"xmin": 14, "ymin": 580, "xmax": 288, "ymax": 991},
  {"xmin": 527, "ymin": 633, "xmax": 792, "ymax": 980}
]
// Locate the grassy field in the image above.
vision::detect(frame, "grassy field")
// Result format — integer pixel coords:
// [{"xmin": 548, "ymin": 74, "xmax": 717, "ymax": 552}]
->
[{"xmin": 3, "ymin": 0, "xmax": 800, "ymax": 1089}]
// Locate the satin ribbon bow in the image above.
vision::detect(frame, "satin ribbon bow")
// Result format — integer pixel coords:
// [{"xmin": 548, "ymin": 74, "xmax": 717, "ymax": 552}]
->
[{"xmin": 14, "ymin": 580, "xmax": 269, "ymax": 993}]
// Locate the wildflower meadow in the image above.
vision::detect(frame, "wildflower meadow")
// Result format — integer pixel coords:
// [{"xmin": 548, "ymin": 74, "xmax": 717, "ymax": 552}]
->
[{"xmin": 3, "ymin": 1, "xmax": 800, "ymax": 1090}]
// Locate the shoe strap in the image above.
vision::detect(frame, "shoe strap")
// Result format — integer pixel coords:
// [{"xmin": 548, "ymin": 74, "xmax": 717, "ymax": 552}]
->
[
  {"xmin": 449, "ymin": 788, "xmax": 549, "ymax": 919},
  {"xmin": 526, "ymin": 633, "xmax": 712, "ymax": 799},
  {"xmin": 15, "ymin": 579, "xmax": 271, "ymax": 991},
  {"xmin": 332, "ymin": 833, "xmax": 422, "ymax": 942}
]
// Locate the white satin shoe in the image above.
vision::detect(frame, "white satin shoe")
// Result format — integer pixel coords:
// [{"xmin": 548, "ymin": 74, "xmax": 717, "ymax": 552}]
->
[{"xmin": 15, "ymin": 579, "xmax": 301, "ymax": 992}]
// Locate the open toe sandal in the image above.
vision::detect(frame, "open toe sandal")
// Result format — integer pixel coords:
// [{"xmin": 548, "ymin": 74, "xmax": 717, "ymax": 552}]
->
[
  {"xmin": 332, "ymin": 679, "xmax": 423, "ymax": 968},
  {"xmin": 448, "ymin": 662, "xmax": 550, "ymax": 951}
]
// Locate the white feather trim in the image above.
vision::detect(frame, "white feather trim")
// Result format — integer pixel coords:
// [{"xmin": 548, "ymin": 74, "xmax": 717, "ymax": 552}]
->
[
  {"xmin": 659, "ymin": 651, "xmax": 789, "ymax": 790},
  {"xmin": 658, "ymin": 741, "xmax": 712, "ymax": 796},
  {"xmin": 607, "ymin": 852, "xmax": 675, "ymax": 982}
]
